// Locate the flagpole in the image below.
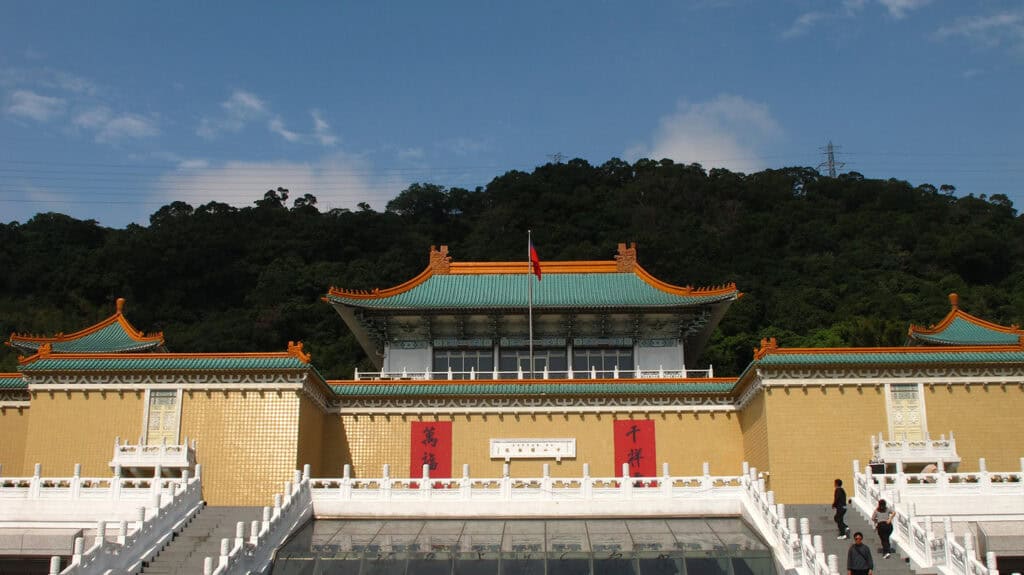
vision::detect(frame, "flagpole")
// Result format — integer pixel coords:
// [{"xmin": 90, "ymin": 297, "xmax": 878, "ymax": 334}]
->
[{"xmin": 528, "ymin": 229, "xmax": 534, "ymax": 379}]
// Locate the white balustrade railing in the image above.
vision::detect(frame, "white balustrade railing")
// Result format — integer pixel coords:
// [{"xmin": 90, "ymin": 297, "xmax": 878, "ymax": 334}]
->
[
  {"xmin": 303, "ymin": 461, "xmax": 836, "ymax": 575},
  {"xmin": 353, "ymin": 365, "xmax": 714, "ymax": 381},
  {"xmin": 45, "ymin": 466, "xmax": 203, "ymax": 575},
  {"xmin": 110, "ymin": 436, "xmax": 197, "ymax": 469},
  {"xmin": 204, "ymin": 466, "xmax": 312, "ymax": 575},
  {"xmin": 871, "ymin": 432, "xmax": 961, "ymax": 468},
  {"xmin": 1, "ymin": 463, "xmax": 193, "ymax": 523},
  {"xmin": 850, "ymin": 459, "xmax": 1011, "ymax": 575}
]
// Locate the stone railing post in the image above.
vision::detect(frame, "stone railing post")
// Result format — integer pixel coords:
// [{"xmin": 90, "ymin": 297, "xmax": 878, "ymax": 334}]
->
[
  {"xmin": 218, "ymin": 538, "xmax": 230, "ymax": 569},
  {"xmin": 71, "ymin": 536, "xmax": 84, "ymax": 565},
  {"xmin": 501, "ymin": 463, "xmax": 511, "ymax": 500},
  {"xmin": 542, "ymin": 464, "xmax": 552, "ymax": 499},
  {"xmin": 421, "ymin": 464, "xmax": 431, "ymax": 499},
  {"xmin": 382, "ymin": 464, "xmax": 391, "ymax": 500},
  {"xmin": 702, "ymin": 461, "xmax": 711, "ymax": 490},
  {"xmin": 71, "ymin": 463, "xmax": 82, "ymax": 500},
  {"xmin": 273, "ymin": 494, "xmax": 282, "ymax": 520},
  {"xmin": 828, "ymin": 554, "xmax": 839, "ymax": 575},
  {"xmin": 661, "ymin": 462, "xmax": 671, "ymax": 497},
  {"xmin": 137, "ymin": 507, "xmax": 146, "ymax": 532},
  {"xmin": 204, "ymin": 557, "xmax": 214, "ymax": 575},
  {"xmin": 341, "ymin": 464, "xmax": 352, "ymax": 499},
  {"xmin": 49, "ymin": 556, "xmax": 61, "ymax": 575},
  {"xmin": 94, "ymin": 520, "xmax": 106, "ymax": 550},
  {"xmin": 118, "ymin": 520, "xmax": 128, "ymax": 546},
  {"xmin": 461, "ymin": 464, "xmax": 471, "ymax": 499},
  {"xmin": 582, "ymin": 463, "xmax": 592, "ymax": 500},
  {"xmin": 235, "ymin": 521, "xmax": 246, "ymax": 550},
  {"xmin": 30, "ymin": 463, "xmax": 42, "ymax": 499},
  {"xmin": 250, "ymin": 520, "xmax": 261, "ymax": 546},
  {"xmin": 262, "ymin": 506, "xmax": 272, "ymax": 533},
  {"xmin": 937, "ymin": 459, "xmax": 948, "ymax": 487},
  {"xmin": 620, "ymin": 463, "xmax": 632, "ymax": 498}
]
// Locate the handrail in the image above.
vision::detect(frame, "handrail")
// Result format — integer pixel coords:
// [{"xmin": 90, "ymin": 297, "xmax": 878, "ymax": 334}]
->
[
  {"xmin": 850, "ymin": 459, "xmax": 1005, "ymax": 575},
  {"xmin": 204, "ymin": 466, "xmax": 312, "ymax": 575},
  {"xmin": 47, "ymin": 466, "xmax": 203, "ymax": 575},
  {"xmin": 352, "ymin": 365, "xmax": 714, "ymax": 381}
]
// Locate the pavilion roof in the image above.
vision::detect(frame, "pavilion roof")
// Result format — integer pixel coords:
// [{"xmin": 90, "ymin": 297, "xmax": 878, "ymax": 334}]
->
[
  {"xmin": 17, "ymin": 341, "xmax": 319, "ymax": 374},
  {"xmin": 907, "ymin": 293, "xmax": 1023, "ymax": 346},
  {"xmin": 325, "ymin": 243, "xmax": 740, "ymax": 311},
  {"xmin": 7, "ymin": 298, "xmax": 164, "ymax": 354},
  {"xmin": 751, "ymin": 337, "xmax": 1024, "ymax": 367},
  {"xmin": 0, "ymin": 373, "xmax": 27, "ymax": 390}
]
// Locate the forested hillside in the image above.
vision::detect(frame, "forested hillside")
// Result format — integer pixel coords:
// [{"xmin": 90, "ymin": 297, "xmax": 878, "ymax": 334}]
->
[{"xmin": 2, "ymin": 158, "xmax": 1022, "ymax": 377}]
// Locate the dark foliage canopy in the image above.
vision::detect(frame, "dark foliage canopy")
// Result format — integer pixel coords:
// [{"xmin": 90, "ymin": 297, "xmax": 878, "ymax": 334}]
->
[{"xmin": 2, "ymin": 161, "xmax": 1022, "ymax": 377}]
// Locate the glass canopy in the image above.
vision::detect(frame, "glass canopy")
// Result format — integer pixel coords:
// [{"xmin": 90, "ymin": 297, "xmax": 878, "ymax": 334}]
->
[{"xmin": 271, "ymin": 518, "xmax": 776, "ymax": 575}]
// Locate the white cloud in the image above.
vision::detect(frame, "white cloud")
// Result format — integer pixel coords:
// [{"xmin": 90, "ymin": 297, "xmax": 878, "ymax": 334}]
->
[
  {"xmin": 197, "ymin": 90, "xmax": 268, "ymax": 138},
  {"xmin": 7, "ymin": 90, "xmax": 65, "ymax": 121},
  {"xmin": 783, "ymin": 11, "xmax": 829, "ymax": 38},
  {"xmin": 95, "ymin": 114, "xmax": 158, "ymax": 142},
  {"xmin": 154, "ymin": 153, "xmax": 409, "ymax": 213},
  {"xmin": 626, "ymin": 94, "xmax": 782, "ymax": 174},
  {"xmin": 878, "ymin": 0, "xmax": 932, "ymax": 19},
  {"xmin": 936, "ymin": 10, "xmax": 1024, "ymax": 51},
  {"xmin": 311, "ymin": 110, "xmax": 337, "ymax": 146},
  {"xmin": 73, "ymin": 106, "xmax": 158, "ymax": 142},
  {"xmin": 268, "ymin": 117, "xmax": 300, "ymax": 142}
]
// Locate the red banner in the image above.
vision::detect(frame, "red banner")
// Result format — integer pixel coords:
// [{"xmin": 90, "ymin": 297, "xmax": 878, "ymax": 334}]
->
[
  {"xmin": 614, "ymin": 419, "xmax": 656, "ymax": 478},
  {"xmin": 410, "ymin": 421, "xmax": 452, "ymax": 478}
]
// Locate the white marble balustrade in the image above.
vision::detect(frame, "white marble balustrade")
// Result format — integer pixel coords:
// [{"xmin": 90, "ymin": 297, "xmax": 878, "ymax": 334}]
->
[
  {"xmin": 1, "ymin": 463, "xmax": 193, "ymax": 525},
  {"xmin": 204, "ymin": 467, "xmax": 313, "ymax": 575},
  {"xmin": 851, "ymin": 459, "xmax": 1011, "ymax": 575},
  {"xmin": 353, "ymin": 365, "xmax": 714, "ymax": 381},
  {"xmin": 110, "ymin": 436, "xmax": 197, "ymax": 469}
]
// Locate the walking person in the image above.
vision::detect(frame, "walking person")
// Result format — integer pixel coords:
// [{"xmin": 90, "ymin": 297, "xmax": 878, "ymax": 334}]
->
[
  {"xmin": 833, "ymin": 478, "xmax": 850, "ymax": 539},
  {"xmin": 872, "ymin": 499, "xmax": 896, "ymax": 558},
  {"xmin": 847, "ymin": 532, "xmax": 874, "ymax": 575}
]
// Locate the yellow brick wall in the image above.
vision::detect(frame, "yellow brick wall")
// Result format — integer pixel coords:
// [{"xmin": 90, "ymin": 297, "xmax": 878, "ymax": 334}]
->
[
  {"xmin": 0, "ymin": 406, "xmax": 30, "ymax": 475},
  {"xmin": 763, "ymin": 385, "xmax": 888, "ymax": 504},
  {"xmin": 321, "ymin": 415, "xmax": 351, "ymax": 477},
  {"xmin": 738, "ymin": 390, "xmax": 770, "ymax": 475},
  {"xmin": 22, "ymin": 390, "xmax": 145, "ymax": 477},
  {"xmin": 924, "ymin": 384, "xmax": 1024, "ymax": 472},
  {"xmin": 180, "ymin": 390, "xmax": 300, "ymax": 506},
  {"xmin": 333, "ymin": 411, "xmax": 745, "ymax": 479},
  {"xmin": 296, "ymin": 395, "xmax": 325, "ymax": 476}
]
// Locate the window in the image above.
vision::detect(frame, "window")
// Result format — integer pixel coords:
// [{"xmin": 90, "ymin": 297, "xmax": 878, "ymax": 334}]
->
[
  {"xmin": 432, "ymin": 349, "xmax": 494, "ymax": 379},
  {"xmin": 573, "ymin": 348, "xmax": 634, "ymax": 378},
  {"xmin": 499, "ymin": 348, "xmax": 567, "ymax": 378}
]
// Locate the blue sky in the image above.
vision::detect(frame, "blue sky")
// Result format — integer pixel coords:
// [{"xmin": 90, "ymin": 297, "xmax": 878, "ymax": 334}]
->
[{"xmin": 2, "ymin": 1, "xmax": 1023, "ymax": 228}]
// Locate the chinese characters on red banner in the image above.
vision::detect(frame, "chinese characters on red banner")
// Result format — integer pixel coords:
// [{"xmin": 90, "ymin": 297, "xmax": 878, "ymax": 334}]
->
[
  {"xmin": 613, "ymin": 419, "xmax": 656, "ymax": 478},
  {"xmin": 410, "ymin": 421, "xmax": 452, "ymax": 478}
]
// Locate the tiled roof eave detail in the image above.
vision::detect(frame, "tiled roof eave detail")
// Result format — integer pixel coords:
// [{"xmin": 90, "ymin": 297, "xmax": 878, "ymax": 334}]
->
[{"xmin": 329, "ymin": 379, "xmax": 736, "ymax": 397}]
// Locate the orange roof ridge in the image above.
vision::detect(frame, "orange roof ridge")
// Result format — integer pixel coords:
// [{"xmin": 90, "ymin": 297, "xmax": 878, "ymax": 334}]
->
[
  {"xmin": 17, "ymin": 346, "xmax": 310, "ymax": 365},
  {"xmin": 755, "ymin": 341, "xmax": 1024, "ymax": 359},
  {"xmin": 327, "ymin": 243, "xmax": 740, "ymax": 299},
  {"xmin": 908, "ymin": 293, "xmax": 1023, "ymax": 337},
  {"xmin": 7, "ymin": 298, "xmax": 164, "ymax": 346}
]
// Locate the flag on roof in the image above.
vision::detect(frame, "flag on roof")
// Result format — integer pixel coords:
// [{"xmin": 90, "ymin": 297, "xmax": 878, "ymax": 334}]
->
[{"xmin": 529, "ymin": 240, "xmax": 542, "ymax": 281}]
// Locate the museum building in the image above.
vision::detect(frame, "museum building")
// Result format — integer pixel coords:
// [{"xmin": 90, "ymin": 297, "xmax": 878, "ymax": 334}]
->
[{"xmin": 2, "ymin": 243, "xmax": 1023, "ymax": 507}]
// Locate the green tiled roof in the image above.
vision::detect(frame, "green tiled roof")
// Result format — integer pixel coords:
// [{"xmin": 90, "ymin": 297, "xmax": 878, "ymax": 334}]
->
[
  {"xmin": 20, "ymin": 355, "xmax": 312, "ymax": 372},
  {"xmin": 330, "ymin": 381, "xmax": 735, "ymax": 397},
  {"xmin": 911, "ymin": 316, "xmax": 1021, "ymax": 346},
  {"xmin": 757, "ymin": 349, "xmax": 1024, "ymax": 366},
  {"xmin": 0, "ymin": 375, "xmax": 27, "ymax": 389},
  {"xmin": 11, "ymin": 321, "xmax": 162, "ymax": 353},
  {"xmin": 328, "ymin": 274, "xmax": 737, "ymax": 309}
]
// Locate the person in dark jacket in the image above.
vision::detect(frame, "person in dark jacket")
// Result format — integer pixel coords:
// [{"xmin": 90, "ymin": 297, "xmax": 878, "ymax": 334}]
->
[
  {"xmin": 847, "ymin": 532, "xmax": 874, "ymax": 575},
  {"xmin": 833, "ymin": 478, "xmax": 850, "ymax": 539}
]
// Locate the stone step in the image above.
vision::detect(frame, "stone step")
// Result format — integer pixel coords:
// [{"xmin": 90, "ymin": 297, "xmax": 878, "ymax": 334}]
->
[
  {"xmin": 140, "ymin": 505, "xmax": 262, "ymax": 574},
  {"xmin": 789, "ymin": 504, "xmax": 913, "ymax": 575}
]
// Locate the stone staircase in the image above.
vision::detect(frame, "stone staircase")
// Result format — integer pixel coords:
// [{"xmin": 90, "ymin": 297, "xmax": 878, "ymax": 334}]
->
[
  {"xmin": 789, "ymin": 504, "xmax": 915, "ymax": 575},
  {"xmin": 141, "ymin": 506, "xmax": 260, "ymax": 575}
]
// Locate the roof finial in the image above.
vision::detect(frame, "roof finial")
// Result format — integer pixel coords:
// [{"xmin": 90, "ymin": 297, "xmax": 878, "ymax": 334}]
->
[
  {"xmin": 429, "ymin": 245, "xmax": 452, "ymax": 275},
  {"xmin": 116, "ymin": 297, "xmax": 126, "ymax": 314},
  {"xmin": 949, "ymin": 293, "xmax": 959, "ymax": 309}
]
